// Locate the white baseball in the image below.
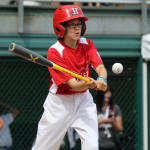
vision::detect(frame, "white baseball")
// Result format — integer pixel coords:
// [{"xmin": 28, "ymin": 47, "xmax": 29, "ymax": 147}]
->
[{"xmin": 112, "ymin": 63, "xmax": 123, "ymax": 74}]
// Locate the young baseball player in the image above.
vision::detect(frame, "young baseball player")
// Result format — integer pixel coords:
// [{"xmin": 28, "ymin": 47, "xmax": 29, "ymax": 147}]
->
[{"xmin": 32, "ymin": 5, "xmax": 107, "ymax": 150}]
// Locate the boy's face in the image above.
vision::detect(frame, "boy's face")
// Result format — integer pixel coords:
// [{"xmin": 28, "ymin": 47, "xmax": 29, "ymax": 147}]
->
[{"xmin": 64, "ymin": 19, "xmax": 82, "ymax": 41}]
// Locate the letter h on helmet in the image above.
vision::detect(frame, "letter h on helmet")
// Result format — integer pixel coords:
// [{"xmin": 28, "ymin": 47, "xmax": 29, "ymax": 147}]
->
[{"xmin": 53, "ymin": 5, "xmax": 88, "ymax": 38}]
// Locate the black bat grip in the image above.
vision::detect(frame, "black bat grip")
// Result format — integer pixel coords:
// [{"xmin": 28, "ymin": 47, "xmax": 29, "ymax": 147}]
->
[{"xmin": 9, "ymin": 43, "xmax": 54, "ymax": 68}]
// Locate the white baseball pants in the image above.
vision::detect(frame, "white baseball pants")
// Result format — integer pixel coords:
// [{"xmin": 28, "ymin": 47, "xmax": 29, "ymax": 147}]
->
[{"xmin": 32, "ymin": 90, "xmax": 98, "ymax": 150}]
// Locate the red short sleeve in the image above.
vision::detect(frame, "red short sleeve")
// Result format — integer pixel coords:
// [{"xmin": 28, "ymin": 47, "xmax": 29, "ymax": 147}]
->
[{"xmin": 47, "ymin": 48, "xmax": 73, "ymax": 86}]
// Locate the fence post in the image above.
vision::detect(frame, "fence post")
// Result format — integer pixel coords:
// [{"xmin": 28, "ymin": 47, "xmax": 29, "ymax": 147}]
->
[
  {"xmin": 141, "ymin": 0, "xmax": 148, "ymax": 34},
  {"xmin": 18, "ymin": 0, "xmax": 24, "ymax": 33},
  {"xmin": 137, "ymin": 57, "xmax": 143, "ymax": 150}
]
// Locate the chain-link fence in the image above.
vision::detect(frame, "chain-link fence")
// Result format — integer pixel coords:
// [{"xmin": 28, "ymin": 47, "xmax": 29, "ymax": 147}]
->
[{"xmin": 0, "ymin": 57, "xmax": 137, "ymax": 150}]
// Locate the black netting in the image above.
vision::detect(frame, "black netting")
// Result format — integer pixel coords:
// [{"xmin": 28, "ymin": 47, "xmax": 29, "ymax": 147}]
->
[{"xmin": 0, "ymin": 58, "xmax": 137, "ymax": 150}]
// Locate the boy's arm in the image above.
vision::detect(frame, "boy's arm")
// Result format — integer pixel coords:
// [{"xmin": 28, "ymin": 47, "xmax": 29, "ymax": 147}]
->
[
  {"xmin": 67, "ymin": 78, "xmax": 97, "ymax": 91},
  {"xmin": 95, "ymin": 64, "xmax": 107, "ymax": 91}
]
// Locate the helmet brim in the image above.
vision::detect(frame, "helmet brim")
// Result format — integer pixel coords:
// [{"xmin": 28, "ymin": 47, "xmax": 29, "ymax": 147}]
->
[{"xmin": 60, "ymin": 16, "xmax": 88, "ymax": 24}]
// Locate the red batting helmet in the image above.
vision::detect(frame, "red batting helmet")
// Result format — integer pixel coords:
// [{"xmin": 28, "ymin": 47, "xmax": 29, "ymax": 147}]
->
[{"xmin": 53, "ymin": 5, "xmax": 88, "ymax": 38}]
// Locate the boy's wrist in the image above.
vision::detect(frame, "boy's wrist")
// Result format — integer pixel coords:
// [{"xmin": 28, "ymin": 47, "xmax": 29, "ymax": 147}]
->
[{"xmin": 97, "ymin": 76, "xmax": 107, "ymax": 83}]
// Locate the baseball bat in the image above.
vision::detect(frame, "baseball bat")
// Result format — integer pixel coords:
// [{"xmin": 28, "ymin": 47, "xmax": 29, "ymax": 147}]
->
[{"xmin": 9, "ymin": 43, "xmax": 90, "ymax": 82}]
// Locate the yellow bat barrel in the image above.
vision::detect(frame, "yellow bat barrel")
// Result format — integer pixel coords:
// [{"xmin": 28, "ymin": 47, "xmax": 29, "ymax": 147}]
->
[{"xmin": 53, "ymin": 64, "xmax": 90, "ymax": 82}]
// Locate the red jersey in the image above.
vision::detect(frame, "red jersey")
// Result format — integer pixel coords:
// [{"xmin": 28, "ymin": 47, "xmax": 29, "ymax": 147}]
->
[{"xmin": 47, "ymin": 37, "xmax": 103, "ymax": 95}]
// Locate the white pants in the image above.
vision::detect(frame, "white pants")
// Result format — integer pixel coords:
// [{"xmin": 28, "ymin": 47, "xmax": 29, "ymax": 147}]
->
[{"xmin": 32, "ymin": 90, "xmax": 98, "ymax": 150}]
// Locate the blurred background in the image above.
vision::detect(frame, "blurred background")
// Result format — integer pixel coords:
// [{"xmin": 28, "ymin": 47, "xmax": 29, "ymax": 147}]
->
[{"xmin": 0, "ymin": 0, "xmax": 149, "ymax": 150}]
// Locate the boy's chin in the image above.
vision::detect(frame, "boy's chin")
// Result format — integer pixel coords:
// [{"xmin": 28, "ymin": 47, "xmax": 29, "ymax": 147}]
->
[{"xmin": 73, "ymin": 37, "xmax": 80, "ymax": 40}]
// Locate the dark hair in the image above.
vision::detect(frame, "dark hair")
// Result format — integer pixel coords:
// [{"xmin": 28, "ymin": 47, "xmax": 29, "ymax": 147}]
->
[{"xmin": 96, "ymin": 86, "xmax": 114, "ymax": 111}]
